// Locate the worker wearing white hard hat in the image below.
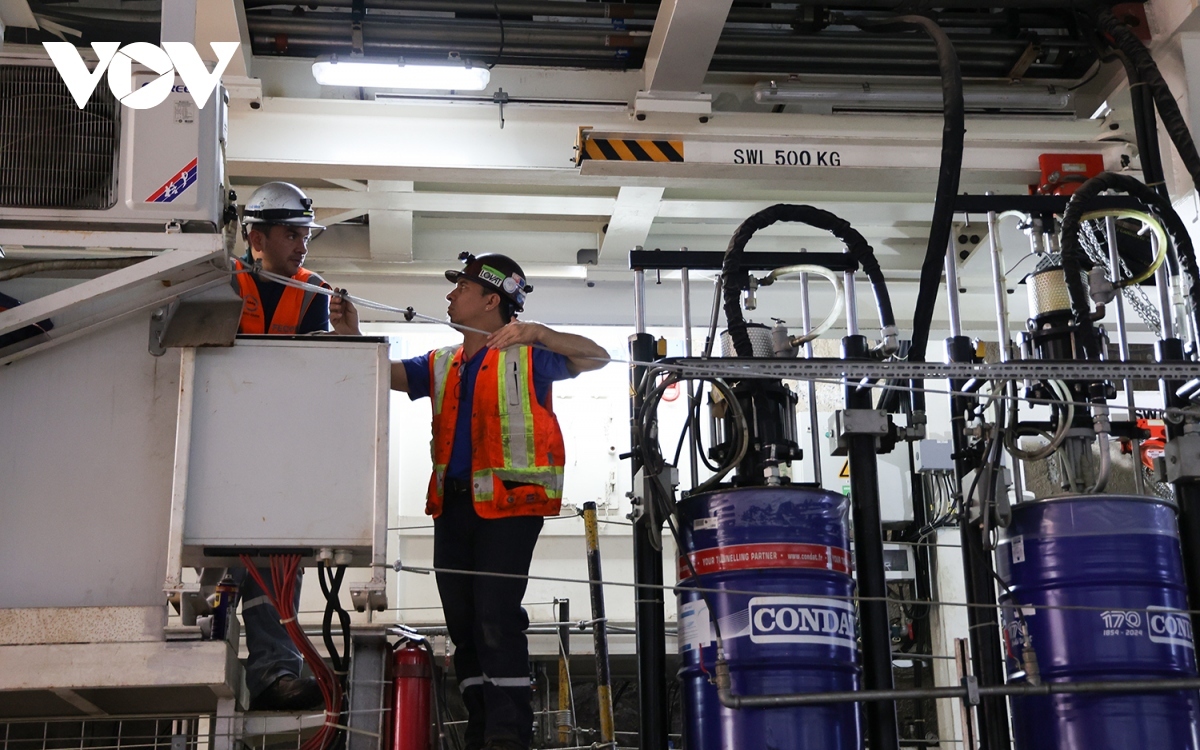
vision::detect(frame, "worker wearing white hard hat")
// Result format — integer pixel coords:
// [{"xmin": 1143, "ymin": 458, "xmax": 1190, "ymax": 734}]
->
[
  {"xmin": 232, "ymin": 181, "xmax": 359, "ymax": 336},
  {"xmin": 225, "ymin": 182, "xmax": 359, "ymax": 712}
]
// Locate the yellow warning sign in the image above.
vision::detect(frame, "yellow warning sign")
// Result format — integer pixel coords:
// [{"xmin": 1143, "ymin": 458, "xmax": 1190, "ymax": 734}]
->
[
  {"xmin": 838, "ymin": 460, "xmax": 850, "ymax": 479},
  {"xmin": 579, "ymin": 137, "xmax": 684, "ymax": 164}
]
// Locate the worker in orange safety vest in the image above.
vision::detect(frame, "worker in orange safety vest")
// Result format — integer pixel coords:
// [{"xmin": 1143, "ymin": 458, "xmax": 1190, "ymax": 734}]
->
[
  {"xmin": 233, "ymin": 181, "xmax": 360, "ymax": 336},
  {"xmin": 225, "ymin": 182, "xmax": 361, "ymax": 712},
  {"xmin": 365, "ymin": 252, "xmax": 608, "ymax": 750}
]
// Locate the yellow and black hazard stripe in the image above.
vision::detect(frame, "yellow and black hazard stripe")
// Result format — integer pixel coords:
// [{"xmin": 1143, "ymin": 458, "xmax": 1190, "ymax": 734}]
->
[{"xmin": 581, "ymin": 138, "xmax": 684, "ymax": 163}]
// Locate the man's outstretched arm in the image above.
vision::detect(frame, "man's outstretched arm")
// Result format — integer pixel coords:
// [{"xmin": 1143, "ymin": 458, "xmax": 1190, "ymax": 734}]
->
[{"xmin": 485, "ymin": 321, "xmax": 609, "ymax": 375}]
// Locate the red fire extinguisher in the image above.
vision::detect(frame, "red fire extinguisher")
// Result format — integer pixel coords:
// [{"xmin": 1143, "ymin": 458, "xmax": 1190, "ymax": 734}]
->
[{"xmin": 390, "ymin": 641, "xmax": 432, "ymax": 750}]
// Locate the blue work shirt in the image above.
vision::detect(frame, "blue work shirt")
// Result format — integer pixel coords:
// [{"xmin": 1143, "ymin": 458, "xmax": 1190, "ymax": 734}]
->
[{"xmin": 403, "ymin": 346, "xmax": 572, "ymax": 479}]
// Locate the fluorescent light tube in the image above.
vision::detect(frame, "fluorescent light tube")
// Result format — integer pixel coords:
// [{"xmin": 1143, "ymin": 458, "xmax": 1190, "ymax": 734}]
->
[{"xmin": 312, "ymin": 58, "xmax": 490, "ymax": 91}]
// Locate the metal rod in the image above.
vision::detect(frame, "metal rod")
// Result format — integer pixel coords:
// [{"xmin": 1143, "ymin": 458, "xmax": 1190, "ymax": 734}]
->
[
  {"xmin": 1155, "ymin": 234, "xmax": 1176, "ymax": 340},
  {"xmin": 985, "ymin": 201, "xmax": 1011, "ymax": 361},
  {"xmin": 680, "ymin": 252, "xmax": 700, "ymax": 487},
  {"xmin": 946, "ymin": 335, "xmax": 1011, "ymax": 750},
  {"xmin": 719, "ymin": 676, "xmax": 1200, "ymax": 708},
  {"xmin": 799, "ymin": 261, "xmax": 823, "ymax": 486},
  {"xmin": 557, "ymin": 599, "xmax": 571, "ymax": 746},
  {"xmin": 985, "ymin": 200, "xmax": 1026, "ymax": 503},
  {"xmin": 945, "ymin": 236, "xmax": 963, "ymax": 338},
  {"xmin": 634, "ymin": 265, "xmax": 646, "ymax": 334},
  {"xmin": 582, "ymin": 502, "xmax": 616, "ymax": 746},
  {"xmin": 1106, "ymin": 216, "xmax": 1144, "ymax": 494},
  {"xmin": 704, "ymin": 276, "xmax": 723, "ymax": 359},
  {"xmin": 628, "ymin": 328, "xmax": 667, "ymax": 750},
  {"xmin": 844, "ymin": 270, "xmax": 859, "ymax": 336},
  {"xmin": 842, "ymin": 334, "xmax": 900, "ymax": 750}
]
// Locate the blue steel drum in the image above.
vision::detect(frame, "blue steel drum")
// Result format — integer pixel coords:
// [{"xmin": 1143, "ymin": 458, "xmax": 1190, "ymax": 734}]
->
[
  {"xmin": 997, "ymin": 495, "xmax": 1200, "ymax": 750},
  {"xmin": 677, "ymin": 486, "xmax": 861, "ymax": 750}
]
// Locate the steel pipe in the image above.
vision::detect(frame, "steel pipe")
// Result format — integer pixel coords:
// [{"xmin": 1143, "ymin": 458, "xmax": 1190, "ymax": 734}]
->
[
  {"xmin": 718, "ymin": 676, "xmax": 1200, "ymax": 709},
  {"xmin": 843, "ymin": 334, "xmax": 900, "ymax": 750},
  {"xmin": 1105, "ymin": 215, "xmax": 1144, "ymax": 494}
]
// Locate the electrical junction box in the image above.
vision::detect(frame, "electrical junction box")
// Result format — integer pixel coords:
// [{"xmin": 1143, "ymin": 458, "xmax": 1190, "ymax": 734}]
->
[
  {"xmin": 915, "ymin": 439, "xmax": 955, "ymax": 473},
  {"xmin": 180, "ymin": 336, "xmax": 389, "ymax": 567}
]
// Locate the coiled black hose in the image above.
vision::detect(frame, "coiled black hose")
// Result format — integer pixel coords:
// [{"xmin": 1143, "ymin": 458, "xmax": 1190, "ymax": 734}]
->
[
  {"xmin": 1060, "ymin": 172, "xmax": 1200, "ymax": 355},
  {"xmin": 719, "ymin": 203, "xmax": 895, "ymax": 357}
]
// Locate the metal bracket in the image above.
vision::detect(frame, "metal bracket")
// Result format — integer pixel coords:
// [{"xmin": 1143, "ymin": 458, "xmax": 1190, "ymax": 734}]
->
[
  {"xmin": 148, "ymin": 283, "xmax": 244, "ymax": 356},
  {"xmin": 628, "ymin": 464, "xmax": 678, "ymax": 550},
  {"xmin": 1165, "ymin": 433, "xmax": 1200, "ymax": 483},
  {"xmin": 961, "ymin": 674, "xmax": 980, "ymax": 707},
  {"xmin": 350, "ymin": 582, "xmax": 388, "ymax": 613},
  {"xmin": 828, "ymin": 409, "xmax": 889, "ymax": 456},
  {"xmin": 494, "ymin": 88, "xmax": 509, "ymax": 129}
]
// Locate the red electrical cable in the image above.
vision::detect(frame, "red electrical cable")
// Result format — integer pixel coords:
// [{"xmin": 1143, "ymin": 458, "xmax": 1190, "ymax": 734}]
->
[{"xmin": 240, "ymin": 554, "xmax": 344, "ymax": 750}]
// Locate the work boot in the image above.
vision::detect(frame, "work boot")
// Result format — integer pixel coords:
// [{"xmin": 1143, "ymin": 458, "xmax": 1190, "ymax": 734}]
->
[{"xmin": 249, "ymin": 675, "xmax": 324, "ymax": 711}]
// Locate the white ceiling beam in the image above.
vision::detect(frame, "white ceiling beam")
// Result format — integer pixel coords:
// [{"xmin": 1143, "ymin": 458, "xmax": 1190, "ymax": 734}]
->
[
  {"xmin": 643, "ymin": 0, "xmax": 734, "ymax": 93},
  {"xmin": 231, "ymin": 187, "xmax": 618, "ymax": 217},
  {"xmin": 195, "ymin": 0, "xmax": 251, "ymax": 78},
  {"xmin": 160, "ymin": 0, "xmax": 251, "ymax": 78},
  {"xmin": 324, "ymin": 178, "xmax": 367, "ymax": 192},
  {"xmin": 228, "ymin": 98, "xmax": 1123, "ymax": 191},
  {"xmin": 0, "ymin": 0, "xmax": 37, "ymax": 29},
  {"xmin": 317, "ymin": 208, "xmax": 366, "ymax": 226},
  {"xmin": 368, "ymin": 180, "xmax": 414, "ymax": 263},
  {"xmin": 599, "ymin": 187, "xmax": 664, "ymax": 259}
]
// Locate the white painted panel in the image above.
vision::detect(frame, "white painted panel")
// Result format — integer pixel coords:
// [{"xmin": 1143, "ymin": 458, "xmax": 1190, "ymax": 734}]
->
[
  {"xmin": 182, "ymin": 337, "xmax": 387, "ymax": 550},
  {"xmin": 0, "ymin": 313, "xmax": 179, "ymax": 609}
]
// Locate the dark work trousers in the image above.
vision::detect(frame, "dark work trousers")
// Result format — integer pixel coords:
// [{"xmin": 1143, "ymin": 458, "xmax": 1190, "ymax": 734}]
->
[
  {"xmin": 231, "ymin": 566, "xmax": 305, "ymax": 700},
  {"xmin": 433, "ymin": 480, "xmax": 544, "ymax": 750}
]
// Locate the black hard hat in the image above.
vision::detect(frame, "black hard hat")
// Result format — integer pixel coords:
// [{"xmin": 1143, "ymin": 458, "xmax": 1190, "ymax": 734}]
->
[{"xmin": 445, "ymin": 252, "xmax": 533, "ymax": 312}]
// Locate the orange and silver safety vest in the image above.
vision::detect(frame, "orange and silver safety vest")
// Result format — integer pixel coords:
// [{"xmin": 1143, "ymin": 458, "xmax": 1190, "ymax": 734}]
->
[
  {"xmin": 426, "ymin": 345, "xmax": 566, "ymax": 519},
  {"xmin": 232, "ymin": 258, "xmax": 330, "ymax": 334}
]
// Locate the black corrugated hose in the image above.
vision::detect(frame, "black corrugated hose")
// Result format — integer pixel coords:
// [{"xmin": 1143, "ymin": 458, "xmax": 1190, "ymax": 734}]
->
[
  {"xmin": 1059, "ymin": 172, "xmax": 1200, "ymax": 355},
  {"xmin": 719, "ymin": 203, "xmax": 895, "ymax": 357},
  {"xmin": 1099, "ymin": 10, "xmax": 1200, "ymax": 194},
  {"xmin": 851, "ymin": 15, "xmax": 963, "ymax": 369}
]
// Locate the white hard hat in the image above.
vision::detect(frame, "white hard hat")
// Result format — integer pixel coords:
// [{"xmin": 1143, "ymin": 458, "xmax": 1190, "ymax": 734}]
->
[{"xmin": 242, "ymin": 182, "xmax": 325, "ymax": 230}]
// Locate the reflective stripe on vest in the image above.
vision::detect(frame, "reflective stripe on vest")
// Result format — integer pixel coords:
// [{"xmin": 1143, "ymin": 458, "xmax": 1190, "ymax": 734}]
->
[
  {"xmin": 426, "ymin": 344, "xmax": 566, "ymax": 519},
  {"xmin": 232, "ymin": 259, "xmax": 327, "ymax": 335}
]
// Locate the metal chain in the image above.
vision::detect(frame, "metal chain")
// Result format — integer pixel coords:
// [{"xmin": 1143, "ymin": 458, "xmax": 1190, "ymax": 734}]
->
[{"xmin": 1081, "ymin": 219, "xmax": 1163, "ymax": 337}]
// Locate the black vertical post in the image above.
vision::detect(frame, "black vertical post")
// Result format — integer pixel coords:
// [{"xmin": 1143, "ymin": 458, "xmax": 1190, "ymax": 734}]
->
[
  {"xmin": 843, "ymin": 335, "xmax": 901, "ymax": 750},
  {"xmin": 946, "ymin": 335, "xmax": 1011, "ymax": 750},
  {"xmin": 556, "ymin": 599, "xmax": 571, "ymax": 746},
  {"xmin": 1158, "ymin": 339, "xmax": 1200, "ymax": 635},
  {"xmin": 630, "ymin": 332, "xmax": 667, "ymax": 750},
  {"xmin": 907, "ymin": 383, "xmax": 936, "ymax": 733}
]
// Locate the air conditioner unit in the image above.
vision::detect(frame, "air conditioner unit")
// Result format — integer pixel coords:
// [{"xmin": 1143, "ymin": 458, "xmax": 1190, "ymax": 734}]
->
[{"xmin": 0, "ymin": 52, "xmax": 226, "ymax": 231}]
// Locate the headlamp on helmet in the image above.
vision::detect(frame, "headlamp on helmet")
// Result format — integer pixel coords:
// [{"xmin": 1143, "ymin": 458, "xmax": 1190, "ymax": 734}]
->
[{"xmin": 445, "ymin": 251, "xmax": 533, "ymax": 311}]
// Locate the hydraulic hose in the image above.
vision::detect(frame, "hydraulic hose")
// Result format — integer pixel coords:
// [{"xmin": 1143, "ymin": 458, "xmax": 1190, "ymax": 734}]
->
[
  {"xmin": 850, "ymin": 14, "xmax": 963, "ymax": 366},
  {"xmin": 1059, "ymin": 172, "xmax": 1200, "ymax": 356},
  {"xmin": 1099, "ymin": 11, "xmax": 1200, "ymax": 195},
  {"xmin": 720, "ymin": 203, "xmax": 895, "ymax": 357}
]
